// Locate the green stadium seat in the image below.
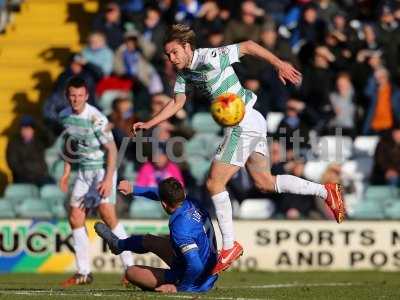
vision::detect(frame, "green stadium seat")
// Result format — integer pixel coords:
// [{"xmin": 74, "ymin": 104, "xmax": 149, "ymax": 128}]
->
[
  {"xmin": 45, "ymin": 137, "xmax": 63, "ymax": 171},
  {"xmin": 50, "ymin": 160, "xmax": 65, "ymax": 181},
  {"xmin": 187, "ymin": 157, "xmax": 211, "ymax": 185},
  {"xmin": 365, "ymin": 185, "xmax": 396, "ymax": 200},
  {"xmin": 15, "ymin": 198, "xmax": 52, "ymax": 218},
  {"xmin": 51, "ymin": 204, "xmax": 67, "ymax": 218},
  {"xmin": 350, "ymin": 201, "xmax": 384, "ymax": 220},
  {"xmin": 186, "ymin": 133, "xmax": 221, "ymax": 158},
  {"xmin": 40, "ymin": 184, "xmax": 65, "ymax": 200},
  {"xmin": 129, "ymin": 196, "xmax": 167, "ymax": 219},
  {"xmin": 384, "ymin": 201, "xmax": 400, "ymax": 219},
  {"xmin": 191, "ymin": 112, "xmax": 220, "ymax": 134},
  {"xmin": 4, "ymin": 184, "xmax": 40, "ymax": 206},
  {"xmin": 0, "ymin": 199, "xmax": 16, "ymax": 218}
]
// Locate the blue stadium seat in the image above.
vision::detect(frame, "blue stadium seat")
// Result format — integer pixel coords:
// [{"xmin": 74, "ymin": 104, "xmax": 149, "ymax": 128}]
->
[{"xmin": 129, "ymin": 196, "xmax": 167, "ymax": 219}]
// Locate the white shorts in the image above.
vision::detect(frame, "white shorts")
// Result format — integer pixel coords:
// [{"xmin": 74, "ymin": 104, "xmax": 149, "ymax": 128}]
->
[
  {"xmin": 214, "ymin": 108, "xmax": 268, "ymax": 167},
  {"xmin": 70, "ymin": 169, "xmax": 117, "ymax": 208}
]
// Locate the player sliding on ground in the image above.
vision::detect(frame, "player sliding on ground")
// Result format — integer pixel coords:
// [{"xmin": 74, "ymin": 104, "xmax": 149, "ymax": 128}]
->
[
  {"xmin": 132, "ymin": 24, "xmax": 345, "ymax": 275},
  {"xmin": 95, "ymin": 177, "xmax": 218, "ymax": 293}
]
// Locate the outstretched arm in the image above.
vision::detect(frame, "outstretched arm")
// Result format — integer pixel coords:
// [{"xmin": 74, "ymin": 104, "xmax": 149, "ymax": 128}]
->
[
  {"xmin": 132, "ymin": 93, "xmax": 186, "ymax": 135},
  {"xmin": 239, "ymin": 40, "xmax": 302, "ymax": 85}
]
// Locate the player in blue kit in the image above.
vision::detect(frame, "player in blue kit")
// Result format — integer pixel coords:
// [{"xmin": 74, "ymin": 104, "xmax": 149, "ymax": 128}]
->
[{"xmin": 94, "ymin": 177, "xmax": 218, "ymax": 293}]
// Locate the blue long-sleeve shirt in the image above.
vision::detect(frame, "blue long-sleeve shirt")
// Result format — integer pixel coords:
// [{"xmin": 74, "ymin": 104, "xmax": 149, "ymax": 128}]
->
[{"xmin": 133, "ymin": 186, "xmax": 218, "ymax": 292}]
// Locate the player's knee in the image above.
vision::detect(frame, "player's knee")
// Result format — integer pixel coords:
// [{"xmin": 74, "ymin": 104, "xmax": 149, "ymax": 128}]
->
[
  {"xmin": 68, "ymin": 209, "xmax": 85, "ymax": 228},
  {"xmin": 206, "ymin": 177, "xmax": 225, "ymax": 195}
]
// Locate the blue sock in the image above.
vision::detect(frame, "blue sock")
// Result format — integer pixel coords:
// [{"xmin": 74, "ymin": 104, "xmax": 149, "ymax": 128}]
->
[{"xmin": 117, "ymin": 235, "xmax": 146, "ymax": 253}]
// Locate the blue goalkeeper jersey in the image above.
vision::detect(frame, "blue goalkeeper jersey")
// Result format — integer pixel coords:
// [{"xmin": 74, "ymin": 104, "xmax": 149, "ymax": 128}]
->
[{"xmin": 133, "ymin": 187, "xmax": 218, "ymax": 292}]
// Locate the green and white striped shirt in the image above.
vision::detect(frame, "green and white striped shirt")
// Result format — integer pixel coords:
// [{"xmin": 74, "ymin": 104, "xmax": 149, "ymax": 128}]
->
[
  {"xmin": 174, "ymin": 44, "xmax": 257, "ymax": 108},
  {"xmin": 59, "ymin": 104, "xmax": 113, "ymax": 171}
]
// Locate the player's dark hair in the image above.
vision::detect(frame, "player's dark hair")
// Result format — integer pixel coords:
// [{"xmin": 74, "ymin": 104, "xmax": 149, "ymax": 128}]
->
[
  {"xmin": 164, "ymin": 24, "xmax": 196, "ymax": 50},
  {"xmin": 65, "ymin": 76, "xmax": 89, "ymax": 96},
  {"xmin": 158, "ymin": 177, "xmax": 185, "ymax": 207}
]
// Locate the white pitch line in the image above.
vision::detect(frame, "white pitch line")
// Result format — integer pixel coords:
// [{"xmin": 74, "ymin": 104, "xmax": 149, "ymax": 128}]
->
[
  {"xmin": 0, "ymin": 290, "xmax": 269, "ymax": 300},
  {"xmin": 220, "ymin": 282, "xmax": 362, "ymax": 289}
]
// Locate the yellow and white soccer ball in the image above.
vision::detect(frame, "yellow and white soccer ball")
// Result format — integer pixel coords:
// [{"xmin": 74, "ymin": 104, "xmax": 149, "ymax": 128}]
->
[{"xmin": 210, "ymin": 92, "xmax": 245, "ymax": 127}]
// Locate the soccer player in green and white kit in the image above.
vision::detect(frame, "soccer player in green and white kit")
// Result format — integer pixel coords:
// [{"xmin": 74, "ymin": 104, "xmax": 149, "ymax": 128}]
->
[
  {"xmin": 133, "ymin": 24, "xmax": 345, "ymax": 275},
  {"xmin": 59, "ymin": 77, "xmax": 133, "ymax": 286}
]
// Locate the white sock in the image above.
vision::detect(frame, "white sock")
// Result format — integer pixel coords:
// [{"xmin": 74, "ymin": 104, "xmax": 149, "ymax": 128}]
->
[
  {"xmin": 112, "ymin": 222, "xmax": 134, "ymax": 269},
  {"xmin": 275, "ymin": 175, "xmax": 327, "ymax": 199},
  {"xmin": 212, "ymin": 191, "xmax": 234, "ymax": 250},
  {"xmin": 72, "ymin": 227, "xmax": 91, "ymax": 275}
]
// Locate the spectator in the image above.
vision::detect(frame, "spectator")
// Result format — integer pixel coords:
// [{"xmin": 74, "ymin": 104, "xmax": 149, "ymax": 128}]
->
[
  {"xmin": 193, "ymin": 1, "xmax": 224, "ymax": 48},
  {"xmin": 114, "ymin": 31, "xmax": 163, "ymax": 94},
  {"xmin": 316, "ymin": 0, "xmax": 339, "ymax": 25},
  {"xmin": 0, "ymin": 0, "xmax": 8, "ymax": 34},
  {"xmin": 140, "ymin": 6, "xmax": 167, "ymax": 66},
  {"xmin": 224, "ymin": 0, "xmax": 264, "ymax": 44},
  {"xmin": 109, "ymin": 97, "xmax": 135, "ymax": 149},
  {"xmin": 363, "ymin": 67, "xmax": 400, "ymax": 135},
  {"xmin": 275, "ymin": 98, "xmax": 313, "ymax": 154},
  {"xmin": 6, "ymin": 116, "xmax": 54, "ymax": 187},
  {"xmin": 292, "ymin": 3, "xmax": 327, "ymax": 50},
  {"xmin": 372, "ymin": 125, "xmax": 400, "ymax": 187},
  {"xmin": 135, "ymin": 143, "xmax": 185, "ymax": 188},
  {"xmin": 376, "ymin": 5, "xmax": 400, "ymax": 79},
  {"xmin": 82, "ymin": 32, "xmax": 114, "ymax": 76},
  {"xmin": 92, "ymin": 2, "xmax": 125, "ymax": 51},
  {"xmin": 327, "ymin": 72, "xmax": 356, "ymax": 136},
  {"xmin": 43, "ymin": 55, "xmax": 101, "ymax": 132},
  {"xmin": 175, "ymin": 0, "xmax": 201, "ymax": 25},
  {"xmin": 301, "ymin": 46, "xmax": 335, "ymax": 117}
]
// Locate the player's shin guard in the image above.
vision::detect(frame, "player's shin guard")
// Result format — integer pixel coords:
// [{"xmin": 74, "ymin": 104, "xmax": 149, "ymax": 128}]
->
[
  {"xmin": 212, "ymin": 191, "xmax": 234, "ymax": 250},
  {"xmin": 112, "ymin": 223, "xmax": 134, "ymax": 269},
  {"xmin": 72, "ymin": 227, "xmax": 91, "ymax": 275}
]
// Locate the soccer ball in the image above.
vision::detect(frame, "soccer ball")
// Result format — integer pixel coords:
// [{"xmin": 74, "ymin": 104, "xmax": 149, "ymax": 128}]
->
[{"xmin": 210, "ymin": 93, "xmax": 245, "ymax": 127}]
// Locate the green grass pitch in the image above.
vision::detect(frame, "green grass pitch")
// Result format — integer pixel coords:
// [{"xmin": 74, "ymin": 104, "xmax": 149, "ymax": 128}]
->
[{"xmin": 0, "ymin": 271, "xmax": 399, "ymax": 299}]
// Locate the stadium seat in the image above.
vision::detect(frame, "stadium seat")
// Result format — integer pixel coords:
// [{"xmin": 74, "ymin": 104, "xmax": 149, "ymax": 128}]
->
[
  {"xmin": 350, "ymin": 201, "xmax": 384, "ymax": 220},
  {"xmin": 4, "ymin": 184, "xmax": 40, "ymax": 206},
  {"xmin": 51, "ymin": 204, "xmax": 67, "ymax": 218},
  {"xmin": 15, "ymin": 198, "xmax": 53, "ymax": 218},
  {"xmin": 123, "ymin": 163, "xmax": 137, "ymax": 181},
  {"xmin": 40, "ymin": 184, "xmax": 65, "ymax": 201},
  {"xmin": 353, "ymin": 136, "xmax": 379, "ymax": 157},
  {"xmin": 187, "ymin": 156, "xmax": 212, "ymax": 184},
  {"xmin": 239, "ymin": 198, "xmax": 275, "ymax": 219},
  {"xmin": 186, "ymin": 133, "xmax": 221, "ymax": 158},
  {"xmin": 191, "ymin": 112, "xmax": 220, "ymax": 134},
  {"xmin": 266, "ymin": 112, "xmax": 284, "ymax": 134},
  {"xmin": 129, "ymin": 196, "xmax": 167, "ymax": 219},
  {"xmin": 50, "ymin": 159, "xmax": 66, "ymax": 181},
  {"xmin": 384, "ymin": 201, "xmax": 400, "ymax": 219},
  {"xmin": 365, "ymin": 185, "xmax": 396, "ymax": 200},
  {"xmin": 316, "ymin": 136, "xmax": 353, "ymax": 162},
  {"xmin": 44, "ymin": 137, "xmax": 63, "ymax": 171},
  {"xmin": 0, "ymin": 200, "xmax": 16, "ymax": 218}
]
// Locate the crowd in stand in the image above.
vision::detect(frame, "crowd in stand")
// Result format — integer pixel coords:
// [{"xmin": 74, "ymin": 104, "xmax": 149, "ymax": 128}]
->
[{"xmin": 6, "ymin": 0, "xmax": 400, "ymax": 220}]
